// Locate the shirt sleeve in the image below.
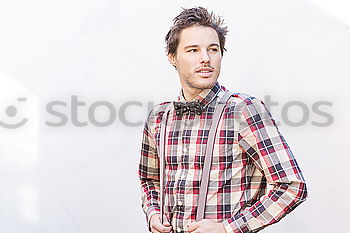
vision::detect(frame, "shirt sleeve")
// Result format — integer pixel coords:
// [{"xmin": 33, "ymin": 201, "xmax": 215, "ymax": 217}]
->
[
  {"xmin": 222, "ymin": 98, "xmax": 308, "ymax": 233},
  {"xmin": 138, "ymin": 110, "xmax": 161, "ymax": 231}
]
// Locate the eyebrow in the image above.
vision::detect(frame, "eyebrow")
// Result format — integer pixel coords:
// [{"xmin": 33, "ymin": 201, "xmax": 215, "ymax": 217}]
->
[{"xmin": 183, "ymin": 43, "xmax": 220, "ymax": 50}]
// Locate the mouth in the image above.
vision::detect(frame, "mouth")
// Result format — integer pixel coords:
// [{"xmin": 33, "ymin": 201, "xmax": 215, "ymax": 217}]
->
[{"xmin": 195, "ymin": 67, "xmax": 214, "ymax": 78}]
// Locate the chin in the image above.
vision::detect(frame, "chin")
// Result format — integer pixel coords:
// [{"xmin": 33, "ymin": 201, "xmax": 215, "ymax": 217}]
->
[{"xmin": 190, "ymin": 78, "xmax": 218, "ymax": 89}]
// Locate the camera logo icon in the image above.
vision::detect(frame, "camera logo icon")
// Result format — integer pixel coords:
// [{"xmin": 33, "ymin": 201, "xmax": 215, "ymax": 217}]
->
[{"xmin": 0, "ymin": 97, "xmax": 28, "ymax": 129}]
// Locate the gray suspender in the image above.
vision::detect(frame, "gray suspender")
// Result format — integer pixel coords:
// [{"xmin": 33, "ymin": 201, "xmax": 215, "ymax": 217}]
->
[
  {"xmin": 158, "ymin": 103, "xmax": 172, "ymax": 224},
  {"xmin": 196, "ymin": 91, "xmax": 233, "ymax": 221},
  {"xmin": 158, "ymin": 91, "xmax": 233, "ymax": 224}
]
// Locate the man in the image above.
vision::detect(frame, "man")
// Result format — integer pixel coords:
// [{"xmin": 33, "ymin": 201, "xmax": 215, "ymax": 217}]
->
[{"xmin": 139, "ymin": 7, "xmax": 307, "ymax": 233}]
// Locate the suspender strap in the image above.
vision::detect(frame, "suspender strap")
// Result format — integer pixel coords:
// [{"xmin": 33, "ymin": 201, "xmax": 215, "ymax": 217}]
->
[
  {"xmin": 158, "ymin": 91, "xmax": 233, "ymax": 224},
  {"xmin": 196, "ymin": 91, "xmax": 233, "ymax": 221},
  {"xmin": 158, "ymin": 104, "xmax": 172, "ymax": 224}
]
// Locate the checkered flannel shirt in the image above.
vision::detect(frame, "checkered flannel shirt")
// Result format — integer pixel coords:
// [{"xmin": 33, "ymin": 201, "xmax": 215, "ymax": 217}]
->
[{"xmin": 138, "ymin": 82, "xmax": 307, "ymax": 232}]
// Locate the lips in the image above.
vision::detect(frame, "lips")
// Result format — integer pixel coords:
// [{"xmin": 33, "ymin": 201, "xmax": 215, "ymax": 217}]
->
[
  {"xmin": 195, "ymin": 67, "xmax": 214, "ymax": 77},
  {"xmin": 196, "ymin": 67, "xmax": 214, "ymax": 72}
]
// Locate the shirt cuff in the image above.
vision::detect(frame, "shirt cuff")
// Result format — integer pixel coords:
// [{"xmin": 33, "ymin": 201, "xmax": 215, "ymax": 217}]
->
[{"xmin": 146, "ymin": 207, "xmax": 160, "ymax": 232}]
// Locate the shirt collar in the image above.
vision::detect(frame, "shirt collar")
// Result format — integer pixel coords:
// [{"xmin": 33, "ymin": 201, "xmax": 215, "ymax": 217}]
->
[{"xmin": 176, "ymin": 81, "xmax": 223, "ymax": 108}]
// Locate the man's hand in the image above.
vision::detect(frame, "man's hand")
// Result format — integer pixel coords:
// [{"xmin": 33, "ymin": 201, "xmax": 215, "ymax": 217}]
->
[
  {"xmin": 188, "ymin": 219, "xmax": 227, "ymax": 233},
  {"xmin": 149, "ymin": 213, "xmax": 173, "ymax": 233}
]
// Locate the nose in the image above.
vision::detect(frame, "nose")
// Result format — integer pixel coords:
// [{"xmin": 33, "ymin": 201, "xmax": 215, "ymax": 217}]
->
[{"xmin": 199, "ymin": 51, "xmax": 210, "ymax": 64}]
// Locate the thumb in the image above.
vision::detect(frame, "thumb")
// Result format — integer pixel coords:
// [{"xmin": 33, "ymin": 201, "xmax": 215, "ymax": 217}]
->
[{"xmin": 163, "ymin": 214, "xmax": 171, "ymax": 226}]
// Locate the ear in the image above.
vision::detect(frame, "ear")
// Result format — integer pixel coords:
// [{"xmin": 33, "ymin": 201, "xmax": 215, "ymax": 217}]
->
[{"xmin": 167, "ymin": 54, "xmax": 177, "ymax": 67}]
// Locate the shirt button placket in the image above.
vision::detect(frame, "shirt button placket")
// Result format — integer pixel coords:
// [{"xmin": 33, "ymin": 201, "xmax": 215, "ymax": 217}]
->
[{"xmin": 178, "ymin": 112, "xmax": 188, "ymax": 221}]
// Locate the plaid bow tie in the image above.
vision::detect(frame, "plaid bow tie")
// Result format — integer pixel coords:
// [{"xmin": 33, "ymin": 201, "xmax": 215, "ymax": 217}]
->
[{"xmin": 173, "ymin": 100, "xmax": 203, "ymax": 116}]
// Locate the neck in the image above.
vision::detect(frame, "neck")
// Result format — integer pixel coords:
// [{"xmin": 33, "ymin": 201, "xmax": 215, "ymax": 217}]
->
[{"xmin": 182, "ymin": 86, "xmax": 203, "ymax": 101}]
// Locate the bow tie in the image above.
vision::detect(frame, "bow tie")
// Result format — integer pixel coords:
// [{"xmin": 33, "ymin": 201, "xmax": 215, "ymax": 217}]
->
[{"xmin": 173, "ymin": 100, "xmax": 203, "ymax": 116}]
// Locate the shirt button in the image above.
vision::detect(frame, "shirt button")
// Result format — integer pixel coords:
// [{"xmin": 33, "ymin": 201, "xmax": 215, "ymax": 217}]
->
[
  {"xmin": 178, "ymin": 200, "xmax": 183, "ymax": 206},
  {"xmin": 186, "ymin": 120, "xmax": 190, "ymax": 126},
  {"xmin": 183, "ymin": 147, "xmax": 187, "ymax": 153}
]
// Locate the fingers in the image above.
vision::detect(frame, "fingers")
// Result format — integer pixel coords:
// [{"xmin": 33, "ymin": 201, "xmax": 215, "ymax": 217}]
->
[
  {"xmin": 187, "ymin": 221, "xmax": 197, "ymax": 232},
  {"xmin": 153, "ymin": 222, "xmax": 172, "ymax": 233},
  {"xmin": 163, "ymin": 214, "xmax": 171, "ymax": 227},
  {"xmin": 150, "ymin": 214, "xmax": 172, "ymax": 233}
]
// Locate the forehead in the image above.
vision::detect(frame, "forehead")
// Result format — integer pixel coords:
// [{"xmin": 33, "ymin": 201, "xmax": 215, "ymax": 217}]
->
[{"xmin": 178, "ymin": 25, "xmax": 220, "ymax": 47}]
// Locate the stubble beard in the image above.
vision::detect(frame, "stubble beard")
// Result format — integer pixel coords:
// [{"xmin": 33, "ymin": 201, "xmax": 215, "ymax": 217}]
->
[{"xmin": 183, "ymin": 74, "xmax": 218, "ymax": 91}]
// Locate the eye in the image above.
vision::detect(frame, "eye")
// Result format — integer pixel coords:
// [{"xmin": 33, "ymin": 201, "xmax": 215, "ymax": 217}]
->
[
  {"xmin": 187, "ymin": 49, "xmax": 197, "ymax": 53},
  {"xmin": 209, "ymin": 48, "xmax": 219, "ymax": 52}
]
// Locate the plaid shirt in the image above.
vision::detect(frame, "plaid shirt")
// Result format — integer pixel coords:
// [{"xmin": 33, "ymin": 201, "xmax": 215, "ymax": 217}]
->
[{"xmin": 138, "ymin": 82, "xmax": 307, "ymax": 233}]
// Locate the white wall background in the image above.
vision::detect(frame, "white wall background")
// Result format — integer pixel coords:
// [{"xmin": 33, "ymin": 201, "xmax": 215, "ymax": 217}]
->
[{"xmin": 0, "ymin": 0, "xmax": 349, "ymax": 232}]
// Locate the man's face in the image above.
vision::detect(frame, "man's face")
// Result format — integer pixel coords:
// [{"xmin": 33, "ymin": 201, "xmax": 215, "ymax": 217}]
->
[{"xmin": 168, "ymin": 25, "xmax": 222, "ymax": 92}]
